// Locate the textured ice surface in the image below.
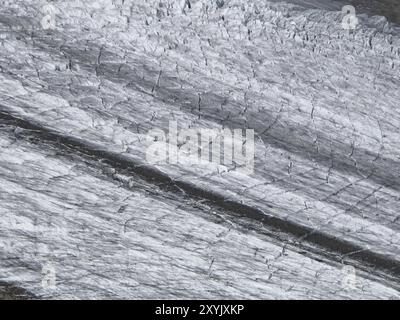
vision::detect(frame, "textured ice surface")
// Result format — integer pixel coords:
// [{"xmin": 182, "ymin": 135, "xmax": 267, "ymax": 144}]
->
[
  {"xmin": 0, "ymin": 0, "xmax": 399, "ymax": 299},
  {"xmin": 0, "ymin": 127, "xmax": 399, "ymax": 299}
]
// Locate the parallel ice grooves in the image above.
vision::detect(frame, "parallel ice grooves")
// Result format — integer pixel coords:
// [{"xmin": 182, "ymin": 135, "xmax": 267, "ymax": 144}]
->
[{"xmin": 1, "ymin": 109, "xmax": 399, "ymax": 286}]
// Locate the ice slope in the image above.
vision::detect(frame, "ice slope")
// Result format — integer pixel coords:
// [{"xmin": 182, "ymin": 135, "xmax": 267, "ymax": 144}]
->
[{"xmin": 0, "ymin": 0, "xmax": 399, "ymax": 298}]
